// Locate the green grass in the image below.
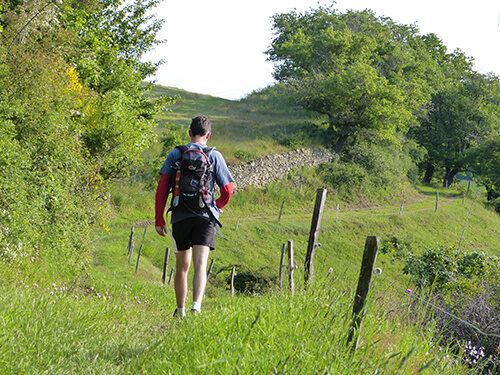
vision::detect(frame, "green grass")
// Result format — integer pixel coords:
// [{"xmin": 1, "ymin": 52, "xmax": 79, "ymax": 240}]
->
[
  {"xmin": 1, "ymin": 86, "xmax": 498, "ymax": 374},
  {"xmin": 152, "ymin": 85, "xmax": 324, "ymax": 165}
]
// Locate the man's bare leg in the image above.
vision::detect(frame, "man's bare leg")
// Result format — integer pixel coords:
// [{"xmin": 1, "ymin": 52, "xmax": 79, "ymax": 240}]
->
[
  {"xmin": 192, "ymin": 245, "xmax": 210, "ymax": 310},
  {"xmin": 174, "ymin": 248, "xmax": 192, "ymax": 314}
]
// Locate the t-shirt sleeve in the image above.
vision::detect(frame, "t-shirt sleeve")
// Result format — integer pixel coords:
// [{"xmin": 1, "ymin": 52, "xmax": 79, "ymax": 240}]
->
[
  {"xmin": 159, "ymin": 148, "xmax": 182, "ymax": 175},
  {"xmin": 212, "ymin": 150, "xmax": 234, "ymax": 187}
]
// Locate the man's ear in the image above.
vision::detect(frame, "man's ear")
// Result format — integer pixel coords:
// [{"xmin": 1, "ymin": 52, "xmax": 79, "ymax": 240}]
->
[
  {"xmin": 206, "ymin": 132, "xmax": 211, "ymax": 139},
  {"xmin": 189, "ymin": 130, "xmax": 193, "ymax": 137}
]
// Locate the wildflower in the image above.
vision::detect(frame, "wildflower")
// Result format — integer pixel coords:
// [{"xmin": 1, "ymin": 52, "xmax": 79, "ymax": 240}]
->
[
  {"xmin": 33, "ymin": 283, "xmax": 39, "ymax": 288},
  {"xmin": 406, "ymin": 288, "xmax": 413, "ymax": 294},
  {"xmin": 19, "ymin": 280, "xmax": 24, "ymax": 285},
  {"xmin": 328, "ymin": 267, "xmax": 333, "ymax": 275},
  {"xmin": 50, "ymin": 292, "xmax": 54, "ymax": 296},
  {"xmin": 52, "ymin": 283, "xmax": 56, "ymax": 288},
  {"xmin": 124, "ymin": 306, "xmax": 127, "ymax": 310}
]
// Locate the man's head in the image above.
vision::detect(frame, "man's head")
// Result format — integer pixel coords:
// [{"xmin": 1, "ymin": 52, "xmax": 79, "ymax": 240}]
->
[{"xmin": 190, "ymin": 116, "xmax": 212, "ymax": 137}]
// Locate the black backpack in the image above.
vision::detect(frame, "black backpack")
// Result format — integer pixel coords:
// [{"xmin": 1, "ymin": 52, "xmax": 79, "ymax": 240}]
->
[{"xmin": 170, "ymin": 145, "xmax": 216, "ymax": 216}]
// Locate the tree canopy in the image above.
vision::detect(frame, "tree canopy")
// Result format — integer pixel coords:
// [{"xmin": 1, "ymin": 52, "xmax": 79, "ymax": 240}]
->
[
  {"xmin": 266, "ymin": 6, "xmax": 441, "ymax": 153},
  {"xmin": 266, "ymin": 5, "xmax": 500, "ymax": 193}
]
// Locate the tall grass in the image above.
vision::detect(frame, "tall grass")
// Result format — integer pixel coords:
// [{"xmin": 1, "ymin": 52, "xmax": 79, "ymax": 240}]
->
[{"xmin": 0, "ymin": 270, "xmax": 468, "ymax": 374}]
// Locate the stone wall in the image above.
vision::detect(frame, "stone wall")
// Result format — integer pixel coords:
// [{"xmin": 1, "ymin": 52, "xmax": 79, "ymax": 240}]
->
[{"xmin": 228, "ymin": 148, "xmax": 335, "ymax": 192}]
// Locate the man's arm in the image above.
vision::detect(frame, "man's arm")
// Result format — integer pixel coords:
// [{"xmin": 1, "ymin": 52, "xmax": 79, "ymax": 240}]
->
[
  {"xmin": 215, "ymin": 182, "xmax": 234, "ymax": 211},
  {"xmin": 155, "ymin": 173, "xmax": 171, "ymax": 236}
]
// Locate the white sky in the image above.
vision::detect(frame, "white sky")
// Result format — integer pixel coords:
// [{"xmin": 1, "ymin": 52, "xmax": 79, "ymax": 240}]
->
[{"xmin": 145, "ymin": 0, "xmax": 500, "ymax": 100}]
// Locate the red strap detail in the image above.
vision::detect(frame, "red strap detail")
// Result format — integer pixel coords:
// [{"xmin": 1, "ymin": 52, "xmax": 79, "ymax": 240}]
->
[{"xmin": 173, "ymin": 169, "xmax": 181, "ymax": 198}]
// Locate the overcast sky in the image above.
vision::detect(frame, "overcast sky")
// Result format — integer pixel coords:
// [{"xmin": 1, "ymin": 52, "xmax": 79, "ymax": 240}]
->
[{"xmin": 144, "ymin": 0, "xmax": 500, "ymax": 100}]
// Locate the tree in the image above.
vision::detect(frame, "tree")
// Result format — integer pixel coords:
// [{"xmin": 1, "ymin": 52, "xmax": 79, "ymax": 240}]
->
[
  {"xmin": 412, "ymin": 71, "xmax": 500, "ymax": 187},
  {"xmin": 266, "ymin": 6, "xmax": 436, "ymax": 153}
]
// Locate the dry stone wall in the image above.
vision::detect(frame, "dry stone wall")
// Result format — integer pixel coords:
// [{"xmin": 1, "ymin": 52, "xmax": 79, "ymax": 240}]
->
[{"xmin": 228, "ymin": 148, "xmax": 335, "ymax": 192}]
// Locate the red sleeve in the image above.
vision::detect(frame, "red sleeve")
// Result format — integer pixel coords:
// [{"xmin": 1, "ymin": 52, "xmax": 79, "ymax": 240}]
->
[
  {"xmin": 215, "ymin": 182, "xmax": 234, "ymax": 210},
  {"xmin": 155, "ymin": 174, "xmax": 171, "ymax": 226}
]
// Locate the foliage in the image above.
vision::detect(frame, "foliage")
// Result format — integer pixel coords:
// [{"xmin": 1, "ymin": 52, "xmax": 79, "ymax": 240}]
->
[
  {"xmin": 411, "ymin": 72, "xmax": 500, "ymax": 187},
  {"xmin": 466, "ymin": 134, "xmax": 500, "ymax": 209},
  {"xmin": 382, "ymin": 241, "xmax": 498, "ymax": 290},
  {"xmin": 0, "ymin": 0, "xmax": 169, "ymax": 278},
  {"xmin": 266, "ymin": 6, "xmax": 439, "ymax": 153},
  {"xmin": 316, "ymin": 138, "xmax": 417, "ymax": 202}
]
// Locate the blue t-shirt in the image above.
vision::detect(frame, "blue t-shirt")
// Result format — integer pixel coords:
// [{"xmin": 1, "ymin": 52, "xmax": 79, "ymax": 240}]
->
[{"xmin": 159, "ymin": 142, "xmax": 234, "ymax": 224}]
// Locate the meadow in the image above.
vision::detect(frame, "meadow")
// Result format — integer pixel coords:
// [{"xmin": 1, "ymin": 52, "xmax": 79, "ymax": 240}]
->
[{"xmin": 1, "ymin": 86, "xmax": 499, "ymax": 374}]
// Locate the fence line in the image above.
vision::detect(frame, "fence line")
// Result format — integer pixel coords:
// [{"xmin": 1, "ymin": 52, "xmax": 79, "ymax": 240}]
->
[
  {"xmin": 127, "ymin": 190, "xmax": 493, "ymax": 342},
  {"xmin": 323, "ymin": 246, "xmax": 500, "ymax": 343}
]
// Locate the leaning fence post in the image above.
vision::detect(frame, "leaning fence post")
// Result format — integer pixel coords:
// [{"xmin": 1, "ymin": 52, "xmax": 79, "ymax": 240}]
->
[
  {"xmin": 127, "ymin": 227, "xmax": 134, "ymax": 254},
  {"xmin": 162, "ymin": 247, "xmax": 170, "ymax": 285},
  {"xmin": 435, "ymin": 192, "xmax": 439, "ymax": 212},
  {"xmin": 279, "ymin": 243, "xmax": 286, "ymax": 291},
  {"xmin": 231, "ymin": 265, "xmax": 236, "ymax": 297},
  {"xmin": 398, "ymin": 202, "xmax": 404, "ymax": 218},
  {"xmin": 288, "ymin": 240, "xmax": 296, "ymax": 295},
  {"xmin": 304, "ymin": 188, "xmax": 327, "ymax": 287},
  {"xmin": 347, "ymin": 236, "xmax": 380, "ymax": 351},
  {"xmin": 135, "ymin": 225, "xmax": 148, "ymax": 272},
  {"xmin": 278, "ymin": 200, "xmax": 285, "ymax": 221},
  {"xmin": 128, "ymin": 227, "xmax": 135, "ymax": 263},
  {"xmin": 235, "ymin": 215, "xmax": 240, "ymax": 231},
  {"xmin": 168, "ymin": 268, "xmax": 175, "ymax": 286},
  {"xmin": 207, "ymin": 258, "xmax": 215, "ymax": 280}
]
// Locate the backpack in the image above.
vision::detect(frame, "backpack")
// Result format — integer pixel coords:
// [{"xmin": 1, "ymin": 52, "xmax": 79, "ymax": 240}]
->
[{"xmin": 170, "ymin": 144, "xmax": 216, "ymax": 216}]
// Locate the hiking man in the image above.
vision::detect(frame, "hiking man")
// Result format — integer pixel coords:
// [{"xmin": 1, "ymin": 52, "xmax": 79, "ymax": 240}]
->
[{"xmin": 155, "ymin": 115, "xmax": 234, "ymax": 317}]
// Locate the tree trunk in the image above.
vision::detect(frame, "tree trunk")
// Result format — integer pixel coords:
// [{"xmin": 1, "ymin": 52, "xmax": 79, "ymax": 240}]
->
[
  {"xmin": 443, "ymin": 168, "xmax": 458, "ymax": 189},
  {"xmin": 423, "ymin": 163, "xmax": 434, "ymax": 184},
  {"xmin": 334, "ymin": 134, "xmax": 349, "ymax": 154}
]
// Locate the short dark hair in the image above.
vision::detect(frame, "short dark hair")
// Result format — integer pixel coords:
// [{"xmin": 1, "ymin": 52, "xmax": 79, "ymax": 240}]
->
[{"xmin": 190, "ymin": 116, "xmax": 211, "ymax": 136}]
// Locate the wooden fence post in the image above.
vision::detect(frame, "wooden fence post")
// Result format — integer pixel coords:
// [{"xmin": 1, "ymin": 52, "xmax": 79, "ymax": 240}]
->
[
  {"xmin": 127, "ymin": 227, "xmax": 134, "ymax": 254},
  {"xmin": 347, "ymin": 236, "xmax": 380, "ymax": 351},
  {"xmin": 128, "ymin": 227, "xmax": 135, "ymax": 263},
  {"xmin": 278, "ymin": 200, "xmax": 285, "ymax": 221},
  {"xmin": 207, "ymin": 258, "xmax": 215, "ymax": 280},
  {"xmin": 435, "ymin": 192, "xmax": 439, "ymax": 212},
  {"xmin": 288, "ymin": 240, "xmax": 296, "ymax": 295},
  {"xmin": 162, "ymin": 247, "xmax": 170, "ymax": 285},
  {"xmin": 231, "ymin": 265, "xmax": 236, "ymax": 297},
  {"xmin": 398, "ymin": 202, "xmax": 404, "ymax": 218},
  {"xmin": 135, "ymin": 225, "xmax": 148, "ymax": 272},
  {"xmin": 279, "ymin": 243, "xmax": 286, "ymax": 291},
  {"xmin": 168, "ymin": 268, "xmax": 175, "ymax": 286},
  {"xmin": 335, "ymin": 203, "xmax": 340, "ymax": 222},
  {"xmin": 304, "ymin": 188, "xmax": 327, "ymax": 287},
  {"xmin": 235, "ymin": 215, "xmax": 240, "ymax": 231}
]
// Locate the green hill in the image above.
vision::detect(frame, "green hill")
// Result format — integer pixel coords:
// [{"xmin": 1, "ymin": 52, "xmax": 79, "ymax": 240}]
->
[{"xmin": 1, "ymin": 86, "xmax": 499, "ymax": 374}]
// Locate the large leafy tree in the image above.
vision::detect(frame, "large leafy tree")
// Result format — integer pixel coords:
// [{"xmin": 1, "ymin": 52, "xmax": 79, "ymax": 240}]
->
[
  {"xmin": 266, "ymin": 6, "xmax": 439, "ymax": 153},
  {"xmin": 412, "ymin": 71, "xmax": 500, "ymax": 187},
  {"xmin": 0, "ymin": 0, "xmax": 170, "ymax": 278}
]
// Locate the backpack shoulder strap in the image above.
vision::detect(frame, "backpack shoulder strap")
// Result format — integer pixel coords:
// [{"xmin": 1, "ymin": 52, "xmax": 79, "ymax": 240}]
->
[{"xmin": 176, "ymin": 145, "xmax": 188, "ymax": 154}]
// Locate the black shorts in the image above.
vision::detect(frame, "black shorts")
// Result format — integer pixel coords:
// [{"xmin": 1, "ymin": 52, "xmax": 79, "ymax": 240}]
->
[{"xmin": 172, "ymin": 216, "xmax": 216, "ymax": 251}]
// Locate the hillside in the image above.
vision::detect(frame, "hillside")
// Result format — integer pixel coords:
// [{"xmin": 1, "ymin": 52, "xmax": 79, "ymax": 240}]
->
[{"xmin": 2, "ymin": 86, "xmax": 500, "ymax": 374}]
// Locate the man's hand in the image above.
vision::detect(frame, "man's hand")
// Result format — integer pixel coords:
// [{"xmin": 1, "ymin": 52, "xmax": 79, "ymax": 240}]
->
[{"xmin": 156, "ymin": 225, "xmax": 167, "ymax": 237}]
